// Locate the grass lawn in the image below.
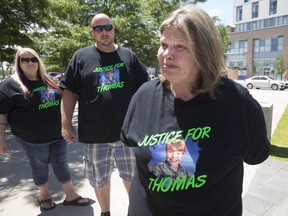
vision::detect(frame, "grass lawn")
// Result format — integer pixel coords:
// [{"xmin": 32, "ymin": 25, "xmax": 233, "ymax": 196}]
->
[{"xmin": 270, "ymin": 105, "xmax": 288, "ymax": 162}]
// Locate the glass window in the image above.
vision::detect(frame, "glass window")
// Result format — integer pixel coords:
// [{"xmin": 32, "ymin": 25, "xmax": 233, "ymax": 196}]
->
[
  {"xmin": 252, "ymin": 21, "xmax": 257, "ymax": 29},
  {"xmin": 259, "ymin": 38, "xmax": 265, "ymax": 46},
  {"xmin": 279, "ymin": 37, "xmax": 283, "ymax": 46},
  {"xmin": 259, "ymin": 38, "xmax": 265, "ymax": 52},
  {"xmin": 247, "ymin": 22, "xmax": 251, "ymax": 30},
  {"xmin": 254, "ymin": 39, "xmax": 259, "ymax": 47},
  {"xmin": 270, "ymin": 18, "xmax": 275, "ymax": 26},
  {"xmin": 284, "ymin": 16, "xmax": 288, "ymax": 25},
  {"xmin": 269, "ymin": 0, "xmax": 277, "ymax": 15},
  {"xmin": 252, "ymin": 2, "xmax": 259, "ymax": 18},
  {"xmin": 237, "ymin": 6, "xmax": 243, "ymax": 21},
  {"xmin": 271, "ymin": 37, "xmax": 278, "ymax": 51},
  {"xmin": 277, "ymin": 36, "xmax": 283, "ymax": 51},
  {"xmin": 259, "ymin": 20, "xmax": 264, "ymax": 28},
  {"xmin": 265, "ymin": 38, "xmax": 271, "ymax": 52},
  {"xmin": 278, "ymin": 16, "xmax": 283, "ymax": 25},
  {"xmin": 239, "ymin": 23, "xmax": 244, "ymax": 32},
  {"xmin": 264, "ymin": 19, "xmax": 269, "ymax": 27},
  {"xmin": 239, "ymin": 40, "xmax": 247, "ymax": 53},
  {"xmin": 275, "ymin": 17, "xmax": 279, "ymax": 25},
  {"xmin": 243, "ymin": 23, "xmax": 247, "ymax": 31}
]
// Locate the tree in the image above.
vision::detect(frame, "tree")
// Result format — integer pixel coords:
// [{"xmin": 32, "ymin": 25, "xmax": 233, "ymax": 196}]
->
[
  {"xmin": 275, "ymin": 54, "xmax": 288, "ymax": 80},
  {"xmin": 29, "ymin": 0, "xmax": 94, "ymax": 71},
  {"xmin": 210, "ymin": 16, "xmax": 231, "ymax": 54},
  {"xmin": 0, "ymin": 0, "xmax": 50, "ymax": 63},
  {"xmin": 32, "ymin": 0, "xmax": 210, "ymax": 70},
  {"xmin": 2, "ymin": 0, "xmax": 232, "ymax": 73}
]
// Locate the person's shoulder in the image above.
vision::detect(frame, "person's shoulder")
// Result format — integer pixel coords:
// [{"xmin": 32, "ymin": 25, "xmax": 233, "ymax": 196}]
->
[
  {"xmin": 217, "ymin": 77, "xmax": 250, "ymax": 99},
  {"xmin": 117, "ymin": 46, "xmax": 136, "ymax": 55},
  {"xmin": 0, "ymin": 77, "xmax": 17, "ymax": 88},
  {"xmin": 138, "ymin": 78, "xmax": 160, "ymax": 92},
  {"xmin": 0, "ymin": 77, "xmax": 19, "ymax": 94},
  {"xmin": 216, "ymin": 77, "xmax": 260, "ymax": 109},
  {"xmin": 132, "ymin": 79, "xmax": 161, "ymax": 99},
  {"xmin": 74, "ymin": 44, "xmax": 95, "ymax": 55}
]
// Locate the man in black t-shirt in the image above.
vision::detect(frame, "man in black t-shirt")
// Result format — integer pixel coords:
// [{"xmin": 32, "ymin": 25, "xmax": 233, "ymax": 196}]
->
[{"xmin": 60, "ymin": 13, "xmax": 149, "ymax": 216}]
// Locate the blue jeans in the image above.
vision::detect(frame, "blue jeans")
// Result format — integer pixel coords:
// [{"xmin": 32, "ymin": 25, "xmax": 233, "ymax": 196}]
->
[{"xmin": 15, "ymin": 137, "xmax": 71, "ymax": 186}]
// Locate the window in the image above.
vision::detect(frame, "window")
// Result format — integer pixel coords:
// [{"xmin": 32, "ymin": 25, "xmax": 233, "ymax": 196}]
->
[
  {"xmin": 252, "ymin": 2, "xmax": 259, "ymax": 18},
  {"xmin": 271, "ymin": 37, "xmax": 278, "ymax": 51},
  {"xmin": 239, "ymin": 40, "xmax": 247, "ymax": 53},
  {"xmin": 247, "ymin": 22, "xmax": 252, "ymax": 30},
  {"xmin": 254, "ymin": 37, "xmax": 283, "ymax": 53},
  {"xmin": 252, "ymin": 21, "xmax": 258, "ymax": 29},
  {"xmin": 236, "ymin": 6, "xmax": 243, "ymax": 21},
  {"xmin": 278, "ymin": 37, "xmax": 283, "ymax": 51},
  {"xmin": 264, "ymin": 19, "xmax": 269, "ymax": 27},
  {"xmin": 269, "ymin": 0, "xmax": 277, "ymax": 15},
  {"xmin": 230, "ymin": 40, "xmax": 247, "ymax": 54},
  {"xmin": 244, "ymin": 0, "xmax": 250, "ymax": 2},
  {"xmin": 270, "ymin": 18, "xmax": 275, "ymax": 26},
  {"xmin": 265, "ymin": 39, "xmax": 271, "ymax": 52},
  {"xmin": 259, "ymin": 38, "xmax": 265, "ymax": 52},
  {"xmin": 284, "ymin": 16, "xmax": 288, "ymax": 25},
  {"xmin": 270, "ymin": 36, "xmax": 283, "ymax": 52}
]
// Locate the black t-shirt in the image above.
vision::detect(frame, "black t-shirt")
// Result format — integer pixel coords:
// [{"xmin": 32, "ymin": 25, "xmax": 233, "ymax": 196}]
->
[
  {"xmin": 0, "ymin": 78, "xmax": 62, "ymax": 143},
  {"xmin": 121, "ymin": 77, "xmax": 270, "ymax": 216},
  {"xmin": 60, "ymin": 45, "xmax": 149, "ymax": 143}
]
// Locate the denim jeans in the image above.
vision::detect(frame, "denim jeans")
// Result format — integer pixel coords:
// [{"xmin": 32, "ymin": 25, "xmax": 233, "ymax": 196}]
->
[{"xmin": 15, "ymin": 136, "xmax": 71, "ymax": 186}]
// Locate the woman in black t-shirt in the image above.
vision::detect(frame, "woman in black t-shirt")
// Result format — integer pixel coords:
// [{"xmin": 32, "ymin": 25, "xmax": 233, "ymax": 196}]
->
[
  {"xmin": 0, "ymin": 48, "xmax": 89, "ymax": 211},
  {"xmin": 121, "ymin": 6, "xmax": 270, "ymax": 216}
]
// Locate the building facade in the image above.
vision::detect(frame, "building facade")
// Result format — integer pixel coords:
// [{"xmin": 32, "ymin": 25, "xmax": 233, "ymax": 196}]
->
[{"xmin": 226, "ymin": 0, "xmax": 288, "ymax": 79}]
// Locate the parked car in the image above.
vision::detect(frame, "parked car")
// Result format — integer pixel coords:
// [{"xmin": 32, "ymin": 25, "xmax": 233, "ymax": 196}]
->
[
  {"xmin": 47, "ymin": 72, "xmax": 62, "ymax": 84},
  {"xmin": 244, "ymin": 76, "xmax": 285, "ymax": 90},
  {"xmin": 284, "ymin": 80, "xmax": 288, "ymax": 89}
]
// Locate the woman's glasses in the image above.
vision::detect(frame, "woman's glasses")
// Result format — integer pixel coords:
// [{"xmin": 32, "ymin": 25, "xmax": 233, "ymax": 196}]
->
[
  {"xmin": 20, "ymin": 57, "xmax": 38, "ymax": 64},
  {"xmin": 92, "ymin": 24, "xmax": 113, "ymax": 33}
]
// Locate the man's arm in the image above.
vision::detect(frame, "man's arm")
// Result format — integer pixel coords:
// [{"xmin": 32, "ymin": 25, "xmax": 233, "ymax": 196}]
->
[
  {"xmin": 61, "ymin": 89, "xmax": 78, "ymax": 144},
  {"xmin": 0, "ymin": 114, "xmax": 8, "ymax": 156}
]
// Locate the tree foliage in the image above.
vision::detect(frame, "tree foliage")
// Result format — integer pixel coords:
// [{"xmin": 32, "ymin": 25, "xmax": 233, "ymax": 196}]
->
[
  {"xmin": 1, "ymin": 0, "xmax": 232, "ymax": 72},
  {"xmin": 275, "ymin": 53, "xmax": 288, "ymax": 77},
  {"xmin": 217, "ymin": 24, "xmax": 232, "ymax": 54},
  {"xmin": 0, "ymin": 0, "xmax": 50, "ymax": 63}
]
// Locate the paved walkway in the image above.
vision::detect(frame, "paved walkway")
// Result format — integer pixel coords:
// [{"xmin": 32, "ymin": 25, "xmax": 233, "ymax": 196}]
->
[
  {"xmin": 243, "ymin": 158, "xmax": 288, "ymax": 216},
  {"xmin": 1, "ymin": 89, "xmax": 288, "ymax": 216}
]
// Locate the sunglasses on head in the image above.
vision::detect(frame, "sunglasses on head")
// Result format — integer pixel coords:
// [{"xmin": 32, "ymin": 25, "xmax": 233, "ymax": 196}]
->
[
  {"xmin": 92, "ymin": 24, "xmax": 113, "ymax": 33},
  {"xmin": 20, "ymin": 57, "xmax": 38, "ymax": 64}
]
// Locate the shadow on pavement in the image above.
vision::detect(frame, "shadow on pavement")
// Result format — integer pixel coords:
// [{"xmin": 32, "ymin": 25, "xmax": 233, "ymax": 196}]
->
[
  {"xmin": 0, "ymin": 123, "xmax": 95, "ymax": 215},
  {"xmin": 37, "ymin": 202, "xmax": 96, "ymax": 216}
]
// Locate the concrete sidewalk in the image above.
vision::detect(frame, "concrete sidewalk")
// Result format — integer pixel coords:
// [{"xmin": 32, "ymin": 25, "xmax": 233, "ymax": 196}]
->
[
  {"xmin": 0, "ymin": 132, "xmax": 129, "ymax": 216},
  {"xmin": 243, "ymin": 158, "xmax": 288, "ymax": 216}
]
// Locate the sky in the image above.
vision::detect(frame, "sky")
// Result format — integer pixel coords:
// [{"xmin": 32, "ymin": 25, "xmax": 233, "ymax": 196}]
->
[{"xmin": 197, "ymin": 0, "xmax": 234, "ymax": 26}]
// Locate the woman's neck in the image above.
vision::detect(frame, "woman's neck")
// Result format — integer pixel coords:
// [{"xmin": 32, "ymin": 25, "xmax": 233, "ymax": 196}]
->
[{"xmin": 170, "ymin": 84, "xmax": 197, "ymax": 101}]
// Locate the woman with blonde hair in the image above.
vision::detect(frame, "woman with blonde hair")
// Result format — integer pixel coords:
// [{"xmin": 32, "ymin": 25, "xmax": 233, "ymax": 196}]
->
[{"xmin": 0, "ymin": 48, "xmax": 89, "ymax": 211}]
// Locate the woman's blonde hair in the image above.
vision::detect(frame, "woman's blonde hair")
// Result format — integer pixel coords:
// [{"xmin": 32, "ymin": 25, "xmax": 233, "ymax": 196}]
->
[
  {"xmin": 12, "ymin": 47, "xmax": 61, "ymax": 98},
  {"xmin": 159, "ymin": 5, "xmax": 225, "ymax": 97}
]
